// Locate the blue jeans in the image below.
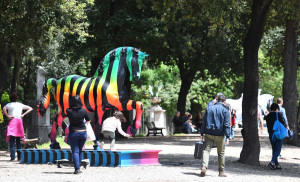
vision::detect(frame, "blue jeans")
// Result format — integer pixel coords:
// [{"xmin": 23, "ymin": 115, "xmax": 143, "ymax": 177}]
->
[
  {"xmin": 269, "ymin": 135, "xmax": 283, "ymax": 165},
  {"xmin": 69, "ymin": 131, "xmax": 87, "ymax": 170},
  {"xmin": 9, "ymin": 136, "xmax": 21, "ymax": 160},
  {"xmin": 183, "ymin": 123, "xmax": 191, "ymax": 134}
]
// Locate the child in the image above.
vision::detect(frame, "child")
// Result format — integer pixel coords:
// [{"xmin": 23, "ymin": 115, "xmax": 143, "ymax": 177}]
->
[{"xmin": 100, "ymin": 111, "xmax": 131, "ymax": 150}]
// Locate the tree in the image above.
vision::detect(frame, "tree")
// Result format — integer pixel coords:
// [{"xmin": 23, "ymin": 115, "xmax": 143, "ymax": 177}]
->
[
  {"xmin": 283, "ymin": 19, "xmax": 299, "ymax": 146},
  {"xmin": 0, "ymin": 0, "xmax": 92, "ymax": 102},
  {"xmin": 147, "ymin": 0, "xmax": 246, "ymax": 116},
  {"xmin": 240, "ymin": 0, "xmax": 273, "ymax": 165}
]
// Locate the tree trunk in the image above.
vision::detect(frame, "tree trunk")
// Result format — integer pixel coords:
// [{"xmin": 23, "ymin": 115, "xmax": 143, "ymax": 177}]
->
[
  {"xmin": 283, "ymin": 19, "xmax": 299, "ymax": 146},
  {"xmin": 23, "ymin": 58, "xmax": 32, "ymax": 102},
  {"xmin": 0, "ymin": 49, "xmax": 13, "ymax": 96},
  {"xmin": 177, "ymin": 70, "xmax": 196, "ymax": 116},
  {"xmin": 10, "ymin": 54, "xmax": 21, "ymax": 93},
  {"xmin": 239, "ymin": 0, "xmax": 273, "ymax": 165}
]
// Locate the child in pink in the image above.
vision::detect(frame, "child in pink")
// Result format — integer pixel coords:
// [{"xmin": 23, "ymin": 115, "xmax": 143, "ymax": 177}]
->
[{"xmin": 3, "ymin": 93, "xmax": 33, "ymax": 161}]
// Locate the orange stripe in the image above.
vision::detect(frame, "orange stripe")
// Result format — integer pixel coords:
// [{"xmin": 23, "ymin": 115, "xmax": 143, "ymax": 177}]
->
[
  {"xmin": 88, "ymin": 79, "xmax": 96, "ymax": 111},
  {"xmin": 126, "ymin": 100, "xmax": 133, "ymax": 110},
  {"xmin": 63, "ymin": 92, "xmax": 70, "ymax": 114}
]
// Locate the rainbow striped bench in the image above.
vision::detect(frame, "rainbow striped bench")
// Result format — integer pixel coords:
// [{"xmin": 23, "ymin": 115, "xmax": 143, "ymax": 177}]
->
[{"xmin": 18, "ymin": 149, "xmax": 161, "ymax": 167}]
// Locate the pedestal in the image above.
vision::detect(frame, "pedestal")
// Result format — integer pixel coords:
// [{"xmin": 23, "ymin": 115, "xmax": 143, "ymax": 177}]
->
[
  {"xmin": 18, "ymin": 149, "xmax": 161, "ymax": 167},
  {"xmin": 149, "ymin": 105, "xmax": 167, "ymax": 135}
]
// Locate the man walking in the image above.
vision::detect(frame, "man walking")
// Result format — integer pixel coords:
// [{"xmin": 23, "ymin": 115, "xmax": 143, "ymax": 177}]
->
[
  {"xmin": 277, "ymin": 98, "xmax": 288, "ymax": 126},
  {"xmin": 277, "ymin": 98, "xmax": 289, "ymax": 159},
  {"xmin": 200, "ymin": 94, "xmax": 230, "ymax": 177}
]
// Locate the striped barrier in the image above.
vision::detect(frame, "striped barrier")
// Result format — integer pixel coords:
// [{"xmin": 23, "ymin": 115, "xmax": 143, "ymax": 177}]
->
[{"xmin": 18, "ymin": 149, "xmax": 161, "ymax": 167}]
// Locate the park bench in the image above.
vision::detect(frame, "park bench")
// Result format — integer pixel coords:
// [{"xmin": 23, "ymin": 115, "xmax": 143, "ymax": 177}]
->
[
  {"xmin": 145, "ymin": 121, "xmax": 165, "ymax": 136},
  {"xmin": 21, "ymin": 138, "xmax": 40, "ymax": 149}
]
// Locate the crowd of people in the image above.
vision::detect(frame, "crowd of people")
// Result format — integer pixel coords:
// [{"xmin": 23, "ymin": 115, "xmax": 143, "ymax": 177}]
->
[{"xmin": 2, "ymin": 91, "xmax": 292, "ymax": 177}]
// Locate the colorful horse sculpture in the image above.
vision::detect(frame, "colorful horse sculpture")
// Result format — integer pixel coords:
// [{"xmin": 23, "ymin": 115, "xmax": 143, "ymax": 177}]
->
[{"xmin": 38, "ymin": 47, "xmax": 148, "ymax": 143}]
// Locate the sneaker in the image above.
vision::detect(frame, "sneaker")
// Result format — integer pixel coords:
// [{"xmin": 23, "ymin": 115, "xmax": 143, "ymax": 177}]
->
[
  {"xmin": 99, "ymin": 142, "xmax": 104, "ymax": 150},
  {"xmin": 74, "ymin": 170, "xmax": 82, "ymax": 174},
  {"xmin": 268, "ymin": 162, "xmax": 276, "ymax": 170},
  {"xmin": 279, "ymin": 155, "xmax": 286, "ymax": 159},
  {"xmin": 276, "ymin": 165, "xmax": 282, "ymax": 170},
  {"xmin": 200, "ymin": 166, "xmax": 206, "ymax": 177},
  {"xmin": 192, "ymin": 128, "xmax": 197, "ymax": 132},
  {"xmin": 219, "ymin": 172, "xmax": 227, "ymax": 177}
]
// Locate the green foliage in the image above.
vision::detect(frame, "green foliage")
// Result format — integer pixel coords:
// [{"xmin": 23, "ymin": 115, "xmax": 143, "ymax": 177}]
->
[
  {"xmin": 132, "ymin": 63, "xmax": 183, "ymax": 117},
  {"xmin": 258, "ymin": 49, "xmax": 283, "ymax": 99},
  {"xmin": 190, "ymin": 69, "xmax": 243, "ymax": 112},
  {"xmin": 0, "ymin": 92, "xmax": 9, "ymax": 149}
]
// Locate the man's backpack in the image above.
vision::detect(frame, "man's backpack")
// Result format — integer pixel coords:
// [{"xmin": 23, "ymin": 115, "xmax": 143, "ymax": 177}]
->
[{"xmin": 272, "ymin": 112, "xmax": 287, "ymax": 141}]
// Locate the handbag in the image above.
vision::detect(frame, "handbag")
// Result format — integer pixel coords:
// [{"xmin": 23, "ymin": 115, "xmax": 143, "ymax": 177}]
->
[
  {"xmin": 86, "ymin": 123, "xmax": 96, "ymax": 141},
  {"xmin": 194, "ymin": 139, "xmax": 204, "ymax": 159},
  {"xmin": 272, "ymin": 113, "xmax": 287, "ymax": 141}
]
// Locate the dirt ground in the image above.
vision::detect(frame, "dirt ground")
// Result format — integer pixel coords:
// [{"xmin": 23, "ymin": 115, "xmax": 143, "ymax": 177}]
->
[{"xmin": 0, "ymin": 134, "xmax": 299, "ymax": 182}]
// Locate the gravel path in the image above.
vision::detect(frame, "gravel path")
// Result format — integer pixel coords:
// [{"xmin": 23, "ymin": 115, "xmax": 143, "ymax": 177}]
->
[{"xmin": 1, "ymin": 135, "xmax": 299, "ymax": 182}]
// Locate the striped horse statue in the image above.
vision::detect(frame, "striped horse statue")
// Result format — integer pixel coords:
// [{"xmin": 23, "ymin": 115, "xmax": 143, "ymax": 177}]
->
[{"xmin": 38, "ymin": 47, "xmax": 148, "ymax": 144}]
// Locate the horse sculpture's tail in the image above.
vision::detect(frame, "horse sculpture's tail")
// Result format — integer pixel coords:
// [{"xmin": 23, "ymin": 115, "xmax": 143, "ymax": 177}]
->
[{"xmin": 38, "ymin": 78, "xmax": 57, "ymax": 116}]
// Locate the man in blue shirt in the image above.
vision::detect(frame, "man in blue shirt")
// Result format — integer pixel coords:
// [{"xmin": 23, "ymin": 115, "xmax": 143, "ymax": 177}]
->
[
  {"xmin": 277, "ymin": 98, "xmax": 288, "ymax": 126},
  {"xmin": 200, "ymin": 94, "xmax": 230, "ymax": 177},
  {"xmin": 207, "ymin": 95, "xmax": 217, "ymax": 109}
]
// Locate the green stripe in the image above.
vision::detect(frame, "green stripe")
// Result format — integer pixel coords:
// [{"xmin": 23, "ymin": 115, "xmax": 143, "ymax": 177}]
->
[{"xmin": 111, "ymin": 47, "xmax": 122, "ymax": 83}]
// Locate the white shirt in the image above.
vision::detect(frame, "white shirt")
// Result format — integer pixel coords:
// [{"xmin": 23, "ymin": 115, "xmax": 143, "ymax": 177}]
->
[
  {"xmin": 102, "ymin": 116, "xmax": 127, "ymax": 136},
  {"xmin": 4, "ymin": 102, "xmax": 27, "ymax": 118}
]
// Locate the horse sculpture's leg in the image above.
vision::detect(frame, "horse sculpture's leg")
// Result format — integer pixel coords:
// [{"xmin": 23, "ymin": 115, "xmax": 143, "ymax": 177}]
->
[
  {"xmin": 125, "ymin": 100, "xmax": 143, "ymax": 136},
  {"xmin": 93, "ymin": 107, "xmax": 104, "ymax": 150}
]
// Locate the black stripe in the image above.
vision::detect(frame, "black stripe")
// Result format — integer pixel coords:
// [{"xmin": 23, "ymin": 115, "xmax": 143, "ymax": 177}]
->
[
  {"xmin": 98, "ymin": 151, "xmax": 103, "ymax": 166},
  {"xmin": 67, "ymin": 150, "xmax": 72, "ymax": 161},
  {"xmin": 131, "ymin": 49, "xmax": 139, "ymax": 76},
  {"xmin": 93, "ymin": 77, "xmax": 101, "ymax": 111},
  {"xmin": 84, "ymin": 78, "xmax": 94, "ymax": 112},
  {"xmin": 76, "ymin": 77, "xmax": 88, "ymax": 96},
  {"xmin": 46, "ymin": 150, "xmax": 50, "ymax": 162},
  {"xmin": 83, "ymin": 151, "xmax": 87, "ymax": 160},
  {"xmin": 118, "ymin": 48, "xmax": 128, "ymax": 111},
  {"xmin": 69, "ymin": 75, "xmax": 81, "ymax": 100},
  {"xmin": 132, "ymin": 101, "xmax": 136, "ymax": 109},
  {"xmin": 38, "ymin": 150, "xmax": 43, "ymax": 163},
  {"xmin": 30, "ymin": 151, "xmax": 35, "ymax": 164},
  {"xmin": 105, "ymin": 151, "xmax": 111, "ymax": 166},
  {"xmin": 101, "ymin": 50, "xmax": 115, "ymax": 110},
  {"xmin": 59, "ymin": 77, "xmax": 66, "ymax": 115},
  {"xmin": 69, "ymin": 75, "xmax": 80, "ymax": 94},
  {"xmin": 90, "ymin": 152, "xmax": 95, "ymax": 166},
  {"xmin": 113, "ymin": 151, "xmax": 119, "ymax": 167},
  {"xmin": 24, "ymin": 150, "xmax": 28, "ymax": 163}
]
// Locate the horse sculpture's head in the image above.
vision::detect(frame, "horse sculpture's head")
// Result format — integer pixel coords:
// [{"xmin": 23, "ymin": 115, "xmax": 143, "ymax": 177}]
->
[
  {"xmin": 126, "ymin": 47, "xmax": 148, "ymax": 81},
  {"xmin": 94, "ymin": 47, "xmax": 148, "ymax": 81}
]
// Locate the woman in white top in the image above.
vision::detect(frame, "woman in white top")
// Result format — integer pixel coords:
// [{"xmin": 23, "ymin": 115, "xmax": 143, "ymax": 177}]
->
[
  {"xmin": 100, "ymin": 111, "xmax": 131, "ymax": 150},
  {"xmin": 3, "ymin": 93, "xmax": 33, "ymax": 161}
]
